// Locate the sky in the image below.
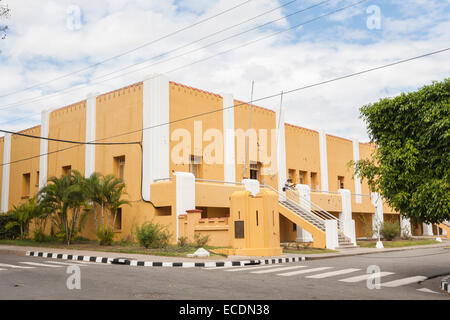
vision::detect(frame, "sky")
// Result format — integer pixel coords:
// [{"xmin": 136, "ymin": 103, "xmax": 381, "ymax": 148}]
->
[{"xmin": 0, "ymin": 0, "xmax": 449, "ymax": 142}]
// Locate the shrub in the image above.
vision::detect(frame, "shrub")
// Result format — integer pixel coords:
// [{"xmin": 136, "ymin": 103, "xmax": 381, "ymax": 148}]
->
[
  {"xmin": 135, "ymin": 221, "xmax": 171, "ymax": 249},
  {"xmin": 0, "ymin": 213, "xmax": 20, "ymax": 240},
  {"xmin": 194, "ymin": 233, "xmax": 209, "ymax": 248},
  {"xmin": 178, "ymin": 236, "xmax": 189, "ymax": 248},
  {"xmin": 380, "ymin": 220, "xmax": 400, "ymax": 241},
  {"xmin": 96, "ymin": 228, "xmax": 115, "ymax": 246},
  {"xmin": 32, "ymin": 229, "xmax": 48, "ymax": 242}
]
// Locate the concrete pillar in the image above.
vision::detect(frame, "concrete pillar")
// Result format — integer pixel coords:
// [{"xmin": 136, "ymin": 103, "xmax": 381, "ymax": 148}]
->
[
  {"xmin": 325, "ymin": 220, "xmax": 338, "ymax": 250},
  {"xmin": 276, "ymin": 107, "xmax": 286, "ymax": 193},
  {"xmin": 339, "ymin": 189, "xmax": 356, "ymax": 244},
  {"xmin": 319, "ymin": 129, "xmax": 328, "ymax": 192},
  {"xmin": 352, "ymin": 139, "xmax": 362, "ymax": 203},
  {"xmin": 371, "ymin": 192, "xmax": 384, "ymax": 238},
  {"xmin": 1, "ymin": 133, "xmax": 11, "ymax": 213},
  {"xmin": 38, "ymin": 109, "xmax": 51, "ymax": 191},
  {"xmin": 174, "ymin": 172, "xmax": 196, "ymax": 241},
  {"xmin": 222, "ymin": 93, "xmax": 235, "ymax": 184},
  {"xmin": 422, "ymin": 223, "xmax": 433, "ymax": 236},
  {"xmin": 142, "ymin": 74, "xmax": 170, "ymax": 201},
  {"xmin": 295, "ymin": 184, "xmax": 313, "ymax": 242},
  {"xmin": 400, "ymin": 216, "xmax": 412, "ymax": 238},
  {"xmin": 85, "ymin": 92, "xmax": 98, "ymax": 178}
]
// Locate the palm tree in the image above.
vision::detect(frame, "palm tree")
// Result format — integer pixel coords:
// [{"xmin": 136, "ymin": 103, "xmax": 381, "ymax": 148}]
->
[
  {"xmin": 6, "ymin": 197, "xmax": 41, "ymax": 240},
  {"xmin": 39, "ymin": 170, "xmax": 90, "ymax": 245},
  {"xmin": 85, "ymin": 173, "xmax": 130, "ymax": 245}
]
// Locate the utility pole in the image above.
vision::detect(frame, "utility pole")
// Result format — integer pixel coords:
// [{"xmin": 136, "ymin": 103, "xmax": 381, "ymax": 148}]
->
[{"xmin": 243, "ymin": 81, "xmax": 254, "ymax": 179}]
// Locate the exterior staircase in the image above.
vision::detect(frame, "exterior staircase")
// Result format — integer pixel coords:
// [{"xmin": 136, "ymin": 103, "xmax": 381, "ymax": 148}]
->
[{"xmin": 279, "ymin": 198, "xmax": 358, "ymax": 249}]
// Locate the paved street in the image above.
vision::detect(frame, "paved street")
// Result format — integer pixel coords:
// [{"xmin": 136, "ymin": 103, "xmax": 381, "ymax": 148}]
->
[{"xmin": 0, "ymin": 247, "xmax": 449, "ymax": 300}]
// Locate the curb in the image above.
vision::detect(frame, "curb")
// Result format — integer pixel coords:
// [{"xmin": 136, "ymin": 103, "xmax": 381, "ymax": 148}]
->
[
  {"xmin": 441, "ymin": 276, "xmax": 449, "ymax": 294},
  {"xmin": 26, "ymin": 251, "xmax": 307, "ymax": 268}
]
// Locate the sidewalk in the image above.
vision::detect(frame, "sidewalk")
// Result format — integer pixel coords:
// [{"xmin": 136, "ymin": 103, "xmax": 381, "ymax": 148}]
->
[{"xmin": 1, "ymin": 240, "xmax": 448, "ymax": 267}]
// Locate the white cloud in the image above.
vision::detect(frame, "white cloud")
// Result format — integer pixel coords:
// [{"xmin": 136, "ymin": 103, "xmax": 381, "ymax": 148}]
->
[{"xmin": 0, "ymin": 0, "xmax": 449, "ymax": 143}]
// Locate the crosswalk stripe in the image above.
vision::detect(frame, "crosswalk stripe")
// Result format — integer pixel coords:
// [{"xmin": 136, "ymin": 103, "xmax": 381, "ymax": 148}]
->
[
  {"xmin": 277, "ymin": 267, "xmax": 333, "ymax": 276},
  {"xmin": 225, "ymin": 265, "xmax": 279, "ymax": 272},
  {"xmin": 306, "ymin": 268, "xmax": 361, "ymax": 279},
  {"xmin": 381, "ymin": 276, "xmax": 427, "ymax": 287},
  {"xmin": 339, "ymin": 272, "xmax": 394, "ymax": 283},
  {"xmin": 251, "ymin": 266, "xmax": 307, "ymax": 274},
  {"xmin": 44, "ymin": 261, "xmax": 88, "ymax": 266},
  {"xmin": 0, "ymin": 263, "xmax": 34, "ymax": 269},
  {"xmin": 20, "ymin": 262, "xmax": 62, "ymax": 268},
  {"xmin": 0, "ymin": 268, "xmax": 6, "ymax": 271}
]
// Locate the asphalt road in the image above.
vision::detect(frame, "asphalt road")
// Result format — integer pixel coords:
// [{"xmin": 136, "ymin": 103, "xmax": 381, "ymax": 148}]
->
[{"xmin": 0, "ymin": 247, "xmax": 449, "ymax": 300}]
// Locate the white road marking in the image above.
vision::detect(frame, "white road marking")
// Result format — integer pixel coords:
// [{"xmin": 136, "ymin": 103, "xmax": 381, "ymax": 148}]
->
[
  {"xmin": 225, "ymin": 265, "xmax": 281, "ymax": 272},
  {"xmin": 20, "ymin": 262, "xmax": 62, "ymax": 268},
  {"xmin": 381, "ymin": 276, "xmax": 427, "ymax": 287},
  {"xmin": 251, "ymin": 266, "xmax": 307, "ymax": 274},
  {"xmin": 339, "ymin": 272, "xmax": 394, "ymax": 283},
  {"xmin": 0, "ymin": 268, "xmax": 6, "ymax": 271},
  {"xmin": 44, "ymin": 261, "xmax": 88, "ymax": 266},
  {"xmin": 416, "ymin": 288, "xmax": 439, "ymax": 294},
  {"xmin": 306, "ymin": 268, "xmax": 361, "ymax": 279},
  {"xmin": 277, "ymin": 267, "xmax": 333, "ymax": 276},
  {"xmin": 0, "ymin": 263, "xmax": 34, "ymax": 269}
]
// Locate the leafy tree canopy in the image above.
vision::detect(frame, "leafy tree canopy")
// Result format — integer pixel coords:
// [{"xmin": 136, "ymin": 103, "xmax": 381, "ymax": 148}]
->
[{"xmin": 354, "ymin": 78, "xmax": 449, "ymax": 224}]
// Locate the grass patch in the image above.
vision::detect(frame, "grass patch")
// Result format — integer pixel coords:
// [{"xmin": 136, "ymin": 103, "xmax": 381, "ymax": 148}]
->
[
  {"xmin": 0, "ymin": 239, "xmax": 228, "ymax": 258},
  {"xmin": 282, "ymin": 246, "xmax": 337, "ymax": 254},
  {"xmin": 357, "ymin": 239, "xmax": 440, "ymax": 248}
]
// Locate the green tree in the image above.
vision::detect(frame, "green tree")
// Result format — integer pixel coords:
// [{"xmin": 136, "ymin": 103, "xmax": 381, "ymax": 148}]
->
[
  {"xmin": 85, "ymin": 173, "xmax": 129, "ymax": 245},
  {"xmin": 352, "ymin": 79, "xmax": 450, "ymax": 224},
  {"xmin": 5, "ymin": 197, "xmax": 41, "ymax": 240},
  {"xmin": 39, "ymin": 170, "xmax": 90, "ymax": 245}
]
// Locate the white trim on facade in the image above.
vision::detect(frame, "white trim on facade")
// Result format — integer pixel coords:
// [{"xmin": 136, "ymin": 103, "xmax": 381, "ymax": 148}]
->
[
  {"xmin": 1, "ymin": 133, "xmax": 11, "ymax": 213},
  {"xmin": 276, "ymin": 108, "xmax": 286, "ymax": 192},
  {"xmin": 352, "ymin": 139, "xmax": 362, "ymax": 203},
  {"xmin": 295, "ymin": 184, "xmax": 313, "ymax": 242},
  {"xmin": 174, "ymin": 172, "xmax": 196, "ymax": 241},
  {"xmin": 85, "ymin": 93, "xmax": 98, "ymax": 178},
  {"xmin": 142, "ymin": 74, "xmax": 170, "ymax": 201},
  {"xmin": 222, "ymin": 93, "xmax": 236, "ymax": 184},
  {"xmin": 38, "ymin": 109, "xmax": 52, "ymax": 191}
]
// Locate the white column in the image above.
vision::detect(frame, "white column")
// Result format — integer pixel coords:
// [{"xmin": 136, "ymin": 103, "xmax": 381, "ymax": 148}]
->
[
  {"xmin": 85, "ymin": 93, "xmax": 98, "ymax": 178},
  {"xmin": 39, "ymin": 109, "xmax": 51, "ymax": 190},
  {"xmin": 319, "ymin": 129, "xmax": 328, "ymax": 192},
  {"xmin": 1, "ymin": 133, "xmax": 11, "ymax": 213},
  {"xmin": 174, "ymin": 172, "xmax": 196, "ymax": 241},
  {"xmin": 325, "ymin": 220, "xmax": 338, "ymax": 250},
  {"xmin": 338, "ymin": 189, "xmax": 356, "ymax": 245},
  {"xmin": 422, "ymin": 223, "xmax": 433, "ymax": 236},
  {"xmin": 142, "ymin": 74, "xmax": 170, "ymax": 201},
  {"xmin": 295, "ymin": 184, "xmax": 313, "ymax": 242},
  {"xmin": 243, "ymin": 179, "xmax": 260, "ymax": 197},
  {"xmin": 276, "ymin": 107, "xmax": 286, "ymax": 193},
  {"xmin": 371, "ymin": 192, "xmax": 384, "ymax": 238},
  {"xmin": 222, "ymin": 93, "xmax": 235, "ymax": 184},
  {"xmin": 352, "ymin": 139, "xmax": 362, "ymax": 203},
  {"xmin": 400, "ymin": 216, "xmax": 412, "ymax": 238}
]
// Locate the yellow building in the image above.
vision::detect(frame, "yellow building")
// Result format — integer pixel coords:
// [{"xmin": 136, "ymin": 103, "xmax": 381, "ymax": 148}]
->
[{"xmin": 1, "ymin": 74, "xmax": 447, "ymax": 254}]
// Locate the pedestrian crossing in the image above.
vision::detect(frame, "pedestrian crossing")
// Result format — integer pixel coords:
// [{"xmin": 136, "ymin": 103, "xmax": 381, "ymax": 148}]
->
[
  {"xmin": 204, "ymin": 264, "xmax": 428, "ymax": 288},
  {"xmin": 0, "ymin": 260, "xmax": 89, "ymax": 271}
]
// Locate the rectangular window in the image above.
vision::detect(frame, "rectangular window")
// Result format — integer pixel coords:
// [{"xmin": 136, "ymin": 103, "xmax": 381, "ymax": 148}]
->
[
  {"xmin": 299, "ymin": 171, "xmax": 307, "ymax": 185},
  {"xmin": 288, "ymin": 169, "xmax": 296, "ymax": 184},
  {"xmin": 36, "ymin": 171, "xmax": 40, "ymax": 187},
  {"xmin": 249, "ymin": 161, "xmax": 259, "ymax": 181},
  {"xmin": 62, "ymin": 165, "xmax": 72, "ymax": 176},
  {"xmin": 256, "ymin": 210, "xmax": 259, "ymax": 226},
  {"xmin": 310, "ymin": 172, "xmax": 318, "ymax": 190},
  {"xmin": 114, "ymin": 208, "xmax": 122, "ymax": 231},
  {"xmin": 293, "ymin": 223, "xmax": 297, "ymax": 232},
  {"xmin": 189, "ymin": 155, "xmax": 202, "ymax": 178},
  {"xmin": 22, "ymin": 173, "xmax": 31, "ymax": 198},
  {"xmin": 114, "ymin": 156, "xmax": 125, "ymax": 181},
  {"xmin": 338, "ymin": 176, "xmax": 345, "ymax": 189}
]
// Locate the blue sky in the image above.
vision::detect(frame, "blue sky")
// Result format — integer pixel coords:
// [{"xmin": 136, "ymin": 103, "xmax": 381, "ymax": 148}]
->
[{"xmin": 0, "ymin": 0, "xmax": 449, "ymax": 141}]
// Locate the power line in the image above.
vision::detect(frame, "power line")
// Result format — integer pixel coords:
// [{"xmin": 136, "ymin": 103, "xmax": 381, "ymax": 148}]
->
[
  {"xmin": 1, "ymin": 47, "xmax": 448, "ymax": 167},
  {"xmin": 0, "ymin": 0, "xmax": 255, "ymax": 99},
  {"xmin": 0, "ymin": 0, "xmax": 355, "ymax": 112},
  {"xmin": 0, "ymin": 129, "xmax": 141, "ymax": 145}
]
